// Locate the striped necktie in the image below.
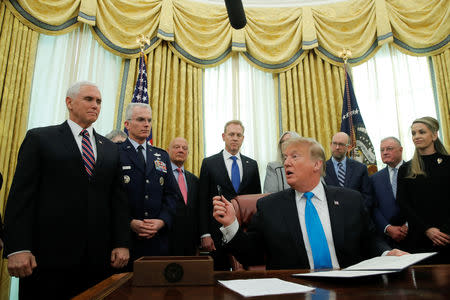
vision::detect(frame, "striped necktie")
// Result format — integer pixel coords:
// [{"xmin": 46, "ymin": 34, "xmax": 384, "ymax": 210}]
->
[
  {"xmin": 337, "ymin": 162, "xmax": 345, "ymax": 187},
  {"xmin": 81, "ymin": 129, "xmax": 95, "ymax": 177},
  {"xmin": 391, "ymin": 168, "xmax": 398, "ymax": 197}
]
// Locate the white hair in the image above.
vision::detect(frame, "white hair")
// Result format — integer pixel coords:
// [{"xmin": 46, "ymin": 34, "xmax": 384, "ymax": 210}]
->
[
  {"xmin": 125, "ymin": 103, "xmax": 152, "ymax": 120},
  {"xmin": 66, "ymin": 81, "xmax": 99, "ymax": 98}
]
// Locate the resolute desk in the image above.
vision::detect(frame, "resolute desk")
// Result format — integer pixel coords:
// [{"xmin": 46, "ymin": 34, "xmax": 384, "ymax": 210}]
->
[{"xmin": 74, "ymin": 265, "xmax": 450, "ymax": 300}]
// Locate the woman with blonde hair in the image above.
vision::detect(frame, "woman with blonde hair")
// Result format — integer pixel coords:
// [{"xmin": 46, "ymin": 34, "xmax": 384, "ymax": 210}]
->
[
  {"xmin": 263, "ymin": 131, "xmax": 300, "ymax": 193},
  {"xmin": 397, "ymin": 116, "xmax": 450, "ymax": 263}
]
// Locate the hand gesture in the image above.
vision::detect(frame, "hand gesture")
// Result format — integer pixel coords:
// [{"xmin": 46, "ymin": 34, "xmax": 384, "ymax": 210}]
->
[{"xmin": 212, "ymin": 196, "xmax": 236, "ymax": 227}]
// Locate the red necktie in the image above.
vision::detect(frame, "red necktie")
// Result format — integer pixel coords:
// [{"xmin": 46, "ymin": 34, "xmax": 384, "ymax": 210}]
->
[
  {"xmin": 81, "ymin": 129, "xmax": 95, "ymax": 176},
  {"xmin": 176, "ymin": 168, "xmax": 188, "ymax": 204}
]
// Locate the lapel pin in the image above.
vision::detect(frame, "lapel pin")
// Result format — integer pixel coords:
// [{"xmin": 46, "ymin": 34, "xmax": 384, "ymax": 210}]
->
[
  {"xmin": 437, "ymin": 158, "xmax": 443, "ymax": 164},
  {"xmin": 99, "ymin": 140, "xmax": 103, "ymax": 144},
  {"xmin": 334, "ymin": 201, "xmax": 339, "ymax": 205}
]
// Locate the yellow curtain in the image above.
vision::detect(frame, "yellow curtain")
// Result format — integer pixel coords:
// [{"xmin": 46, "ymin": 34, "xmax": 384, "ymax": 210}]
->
[
  {"xmin": 115, "ymin": 42, "xmax": 204, "ymax": 176},
  {"xmin": 5, "ymin": 0, "xmax": 449, "ymax": 68},
  {"xmin": 431, "ymin": 48, "xmax": 450, "ymax": 150},
  {"xmin": 0, "ymin": 2, "xmax": 39, "ymax": 300},
  {"xmin": 275, "ymin": 51, "xmax": 346, "ymax": 156}
]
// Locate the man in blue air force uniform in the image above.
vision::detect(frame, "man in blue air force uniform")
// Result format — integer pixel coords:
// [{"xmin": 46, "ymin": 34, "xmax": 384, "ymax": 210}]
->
[{"xmin": 119, "ymin": 103, "xmax": 178, "ymax": 265}]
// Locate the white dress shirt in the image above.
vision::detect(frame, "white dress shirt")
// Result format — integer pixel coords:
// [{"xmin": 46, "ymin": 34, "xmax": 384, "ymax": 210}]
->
[
  {"xmin": 67, "ymin": 119, "xmax": 97, "ymax": 160},
  {"xmin": 222, "ymin": 149, "xmax": 243, "ymax": 183}
]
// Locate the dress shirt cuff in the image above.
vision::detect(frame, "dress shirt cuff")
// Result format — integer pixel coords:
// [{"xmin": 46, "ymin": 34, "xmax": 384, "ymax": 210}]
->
[
  {"xmin": 381, "ymin": 251, "xmax": 390, "ymax": 256},
  {"xmin": 219, "ymin": 218, "xmax": 239, "ymax": 243},
  {"xmin": 384, "ymin": 224, "xmax": 391, "ymax": 234},
  {"xmin": 200, "ymin": 234, "xmax": 211, "ymax": 238},
  {"xmin": 7, "ymin": 250, "xmax": 31, "ymax": 257}
]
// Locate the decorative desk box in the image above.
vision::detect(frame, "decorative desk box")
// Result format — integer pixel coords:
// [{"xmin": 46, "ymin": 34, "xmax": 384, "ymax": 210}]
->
[{"xmin": 133, "ymin": 256, "xmax": 214, "ymax": 286}]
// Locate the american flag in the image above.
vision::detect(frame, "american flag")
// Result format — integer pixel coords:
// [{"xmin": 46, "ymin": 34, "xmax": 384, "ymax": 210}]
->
[
  {"xmin": 340, "ymin": 69, "xmax": 376, "ymax": 169},
  {"xmin": 126, "ymin": 52, "xmax": 152, "ymax": 144}
]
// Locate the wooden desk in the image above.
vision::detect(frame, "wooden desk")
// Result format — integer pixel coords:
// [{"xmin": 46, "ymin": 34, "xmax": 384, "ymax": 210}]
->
[{"xmin": 74, "ymin": 265, "xmax": 450, "ymax": 300}]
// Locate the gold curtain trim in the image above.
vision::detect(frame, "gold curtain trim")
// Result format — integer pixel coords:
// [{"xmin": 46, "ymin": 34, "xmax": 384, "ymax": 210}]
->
[{"xmin": 4, "ymin": 0, "xmax": 450, "ymax": 69}]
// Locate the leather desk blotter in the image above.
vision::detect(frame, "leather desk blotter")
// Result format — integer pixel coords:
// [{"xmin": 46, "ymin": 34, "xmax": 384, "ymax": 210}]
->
[{"xmin": 133, "ymin": 256, "xmax": 214, "ymax": 286}]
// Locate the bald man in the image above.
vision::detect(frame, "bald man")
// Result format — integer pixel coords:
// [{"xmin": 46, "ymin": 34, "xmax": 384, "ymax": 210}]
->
[
  {"xmin": 167, "ymin": 137, "xmax": 200, "ymax": 255},
  {"xmin": 324, "ymin": 132, "xmax": 373, "ymax": 211}
]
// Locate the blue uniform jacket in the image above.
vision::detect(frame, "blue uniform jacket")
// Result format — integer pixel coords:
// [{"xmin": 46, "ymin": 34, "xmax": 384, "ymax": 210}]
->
[{"xmin": 119, "ymin": 139, "xmax": 178, "ymax": 258}]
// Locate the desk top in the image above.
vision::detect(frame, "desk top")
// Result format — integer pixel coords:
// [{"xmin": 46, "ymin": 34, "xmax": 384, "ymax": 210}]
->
[{"xmin": 74, "ymin": 265, "xmax": 450, "ymax": 300}]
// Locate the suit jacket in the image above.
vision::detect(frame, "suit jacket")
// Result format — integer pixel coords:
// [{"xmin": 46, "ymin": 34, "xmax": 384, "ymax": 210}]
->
[
  {"xmin": 169, "ymin": 169, "xmax": 199, "ymax": 255},
  {"xmin": 263, "ymin": 161, "xmax": 289, "ymax": 193},
  {"xmin": 324, "ymin": 158, "xmax": 373, "ymax": 211},
  {"xmin": 371, "ymin": 167, "xmax": 405, "ymax": 235},
  {"xmin": 227, "ymin": 186, "xmax": 389, "ymax": 270},
  {"xmin": 119, "ymin": 139, "xmax": 177, "ymax": 258},
  {"xmin": 199, "ymin": 151, "xmax": 261, "ymax": 244},
  {"xmin": 3, "ymin": 121, "xmax": 130, "ymax": 269}
]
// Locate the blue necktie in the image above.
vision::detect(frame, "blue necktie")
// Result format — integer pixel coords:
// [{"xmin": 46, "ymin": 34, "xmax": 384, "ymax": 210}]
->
[
  {"xmin": 230, "ymin": 156, "xmax": 240, "ymax": 193},
  {"xmin": 304, "ymin": 191, "xmax": 332, "ymax": 269}
]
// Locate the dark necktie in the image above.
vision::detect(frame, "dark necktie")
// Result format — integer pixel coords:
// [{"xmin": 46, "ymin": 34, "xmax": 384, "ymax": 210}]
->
[
  {"xmin": 337, "ymin": 162, "xmax": 345, "ymax": 187},
  {"xmin": 230, "ymin": 156, "xmax": 240, "ymax": 193},
  {"xmin": 137, "ymin": 145, "xmax": 146, "ymax": 169},
  {"xmin": 81, "ymin": 129, "xmax": 95, "ymax": 177},
  {"xmin": 304, "ymin": 191, "xmax": 332, "ymax": 269}
]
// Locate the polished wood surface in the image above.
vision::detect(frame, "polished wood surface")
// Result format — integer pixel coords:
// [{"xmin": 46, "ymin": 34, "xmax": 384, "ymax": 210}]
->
[{"xmin": 74, "ymin": 265, "xmax": 450, "ymax": 300}]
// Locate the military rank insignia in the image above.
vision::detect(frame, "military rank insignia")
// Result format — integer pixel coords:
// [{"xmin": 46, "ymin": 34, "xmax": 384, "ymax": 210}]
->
[{"xmin": 155, "ymin": 160, "xmax": 167, "ymax": 172}]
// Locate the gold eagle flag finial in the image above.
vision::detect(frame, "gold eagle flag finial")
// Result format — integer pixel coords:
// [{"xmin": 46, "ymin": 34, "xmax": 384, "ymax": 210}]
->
[
  {"xmin": 339, "ymin": 48, "xmax": 352, "ymax": 66},
  {"xmin": 136, "ymin": 34, "xmax": 151, "ymax": 53}
]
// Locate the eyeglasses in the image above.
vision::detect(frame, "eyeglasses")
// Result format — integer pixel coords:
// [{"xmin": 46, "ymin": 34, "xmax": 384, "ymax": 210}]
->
[{"xmin": 332, "ymin": 142, "xmax": 348, "ymax": 148}]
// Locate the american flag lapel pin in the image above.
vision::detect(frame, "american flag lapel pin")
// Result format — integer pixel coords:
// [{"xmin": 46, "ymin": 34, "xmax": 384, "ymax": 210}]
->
[{"xmin": 334, "ymin": 200, "xmax": 339, "ymax": 205}]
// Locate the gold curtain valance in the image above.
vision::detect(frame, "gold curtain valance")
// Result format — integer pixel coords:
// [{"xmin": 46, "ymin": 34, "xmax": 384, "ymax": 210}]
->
[{"xmin": 4, "ymin": 0, "xmax": 449, "ymax": 71}]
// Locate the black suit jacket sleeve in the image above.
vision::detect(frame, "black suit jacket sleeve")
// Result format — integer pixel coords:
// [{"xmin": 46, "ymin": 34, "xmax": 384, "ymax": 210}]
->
[{"xmin": 3, "ymin": 130, "xmax": 41, "ymax": 255}]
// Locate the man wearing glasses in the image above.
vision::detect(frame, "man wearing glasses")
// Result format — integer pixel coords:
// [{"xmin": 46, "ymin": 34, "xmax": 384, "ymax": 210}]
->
[
  {"xmin": 119, "ymin": 103, "xmax": 178, "ymax": 268},
  {"xmin": 324, "ymin": 132, "xmax": 373, "ymax": 211}
]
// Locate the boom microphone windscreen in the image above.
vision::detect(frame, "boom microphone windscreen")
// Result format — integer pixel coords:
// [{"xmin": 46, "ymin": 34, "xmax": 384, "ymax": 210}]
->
[{"xmin": 224, "ymin": 0, "xmax": 247, "ymax": 29}]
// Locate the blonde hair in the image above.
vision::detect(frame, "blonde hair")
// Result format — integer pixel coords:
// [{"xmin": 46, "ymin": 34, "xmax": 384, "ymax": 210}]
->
[
  {"xmin": 407, "ymin": 116, "xmax": 448, "ymax": 178},
  {"xmin": 277, "ymin": 131, "xmax": 301, "ymax": 162},
  {"xmin": 282, "ymin": 137, "xmax": 326, "ymax": 176}
]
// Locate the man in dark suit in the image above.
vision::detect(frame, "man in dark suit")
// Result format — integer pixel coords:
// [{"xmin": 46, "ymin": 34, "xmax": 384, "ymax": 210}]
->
[
  {"xmin": 119, "ymin": 103, "xmax": 177, "ymax": 264},
  {"xmin": 213, "ymin": 137, "xmax": 406, "ymax": 270},
  {"xmin": 371, "ymin": 137, "xmax": 407, "ymax": 246},
  {"xmin": 324, "ymin": 132, "xmax": 373, "ymax": 211},
  {"xmin": 167, "ymin": 137, "xmax": 199, "ymax": 255},
  {"xmin": 3, "ymin": 81, "xmax": 130, "ymax": 299},
  {"xmin": 199, "ymin": 120, "xmax": 261, "ymax": 270}
]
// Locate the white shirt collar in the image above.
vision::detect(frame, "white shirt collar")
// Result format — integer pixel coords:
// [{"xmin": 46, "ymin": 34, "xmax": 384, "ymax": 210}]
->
[
  {"xmin": 171, "ymin": 162, "xmax": 184, "ymax": 172},
  {"xmin": 67, "ymin": 119, "xmax": 94, "ymax": 138},
  {"xmin": 295, "ymin": 181, "xmax": 326, "ymax": 202},
  {"xmin": 389, "ymin": 160, "xmax": 404, "ymax": 171},
  {"xmin": 128, "ymin": 137, "xmax": 147, "ymax": 151},
  {"xmin": 223, "ymin": 149, "xmax": 241, "ymax": 161}
]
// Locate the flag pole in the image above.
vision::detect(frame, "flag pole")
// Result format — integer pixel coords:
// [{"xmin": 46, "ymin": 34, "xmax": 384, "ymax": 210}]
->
[{"xmin": 339, "ymin": 48, "xmax": 356, "ymax": 159}]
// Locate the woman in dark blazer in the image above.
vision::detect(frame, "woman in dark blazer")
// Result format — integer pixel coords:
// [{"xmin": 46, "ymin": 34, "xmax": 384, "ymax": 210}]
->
[{"xmin": 397, "ymin": 116, "xmax": 450, "ymax": 263}]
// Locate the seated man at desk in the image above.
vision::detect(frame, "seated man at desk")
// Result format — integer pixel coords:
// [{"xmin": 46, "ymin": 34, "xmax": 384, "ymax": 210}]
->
[{"xmin": 213, "ymin": 137, "xmax": 406, "ymax": 270}]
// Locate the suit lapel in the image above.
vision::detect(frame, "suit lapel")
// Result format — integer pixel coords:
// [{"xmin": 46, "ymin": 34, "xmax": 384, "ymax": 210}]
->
[
  {"xmin": 283, "ymin": 189, "xmax": 308, "ymax": 258},
  {"xmin": 326, "ymin": 160, "xmax": 338, "ymax": 185},
  {"xmin": 344, "ymin": 159, "xmax": 354, "ymax": 187},
  {"xmin": 145, "ymin": 144, "xmax": 155, "ymax": 176},
  {"xmin": 238, "ymin": 154, "xmax": 250, "ymax": 193},
  {"xmin": 93, "ymin": 129, "xmax": 104, "ymax": 171},
  {"xmin": 324, "ymin": 186, "xmax": 345, "ymax": 256},
  {"xmin": 58, "ymin": 121, "xmax": 87, "ymax": 175},
  {"xmin": 382, "ymin": 167, "xmax": 394, "ymax": 197},
  {"xmin": 216, "ymin": 151, "xmax": 235, "ymax": 193}
]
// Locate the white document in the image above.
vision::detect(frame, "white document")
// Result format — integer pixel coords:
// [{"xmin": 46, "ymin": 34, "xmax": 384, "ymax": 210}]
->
[
  {"xmin": 218, "ymin": 278, "xmax": 315, "ymax": 297},
  {"xmin": 344, "ymin": 252, "xmax": 436, "ymax": 271},
  {"xmin": 293, "ymin": 270, "xmax": 396, "ymax": 278}
]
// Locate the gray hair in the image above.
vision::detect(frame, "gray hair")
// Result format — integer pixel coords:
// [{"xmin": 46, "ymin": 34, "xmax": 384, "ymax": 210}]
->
[
  {"xmin": 282, "ymin": 136, "xmax": 326, "ymax": 176},
  {"xmin": 66, "ymin": 81, "xmax": 99, "ymax": 98},
  {"xmin": 380, "ymin": 136, "xmax": 402, "ymax": 147},
  {"xmin": 105, "ymin": 129, "xmax": 127, "ymax": 141},
  {"xmin": 125, "ymin": 103, "xmax": 152, "ymax": 121}
]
